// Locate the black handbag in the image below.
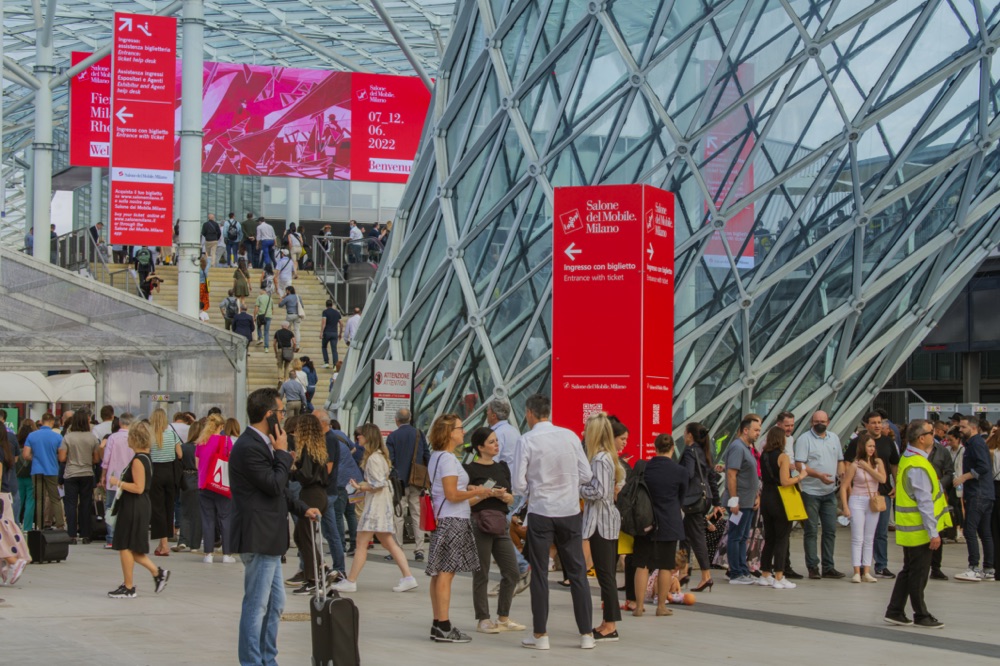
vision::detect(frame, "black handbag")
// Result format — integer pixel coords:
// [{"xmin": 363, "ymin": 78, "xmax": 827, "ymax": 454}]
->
[
  {"xmin": 473, "ymin": 509, "xmax": 508, "ymax": 536},
  {"xmin": 683, "ymin": 449, "xmax": 710, "ymax": 516}
]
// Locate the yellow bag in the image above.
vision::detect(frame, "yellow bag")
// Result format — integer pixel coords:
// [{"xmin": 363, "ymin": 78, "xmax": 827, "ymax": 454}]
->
[
  {"xmin": 617, "ymin": 531, "xmax": 634, "ymax": 555},
  {"xmin": 778, "ymin": 484, "xmax": 808, "ymax": 521}
]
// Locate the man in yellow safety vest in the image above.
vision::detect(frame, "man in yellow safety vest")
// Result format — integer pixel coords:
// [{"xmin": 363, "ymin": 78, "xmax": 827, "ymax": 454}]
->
[{"xmin": 884, "ymin": 419, "xmax": 952, "ymax": 629}]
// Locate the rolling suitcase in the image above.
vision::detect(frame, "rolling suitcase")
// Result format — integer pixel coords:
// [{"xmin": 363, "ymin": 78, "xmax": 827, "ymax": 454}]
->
[
  {"xmin": 310, "ymin": 520, "xmax": 360, "ymax": 665},
  {"xmin": 27, "ymin": 478, "xmax": 70, "ymax": 563},
  {"xmin": 92, "ymin": 498, "xmax": 108, "ymax": 542}
]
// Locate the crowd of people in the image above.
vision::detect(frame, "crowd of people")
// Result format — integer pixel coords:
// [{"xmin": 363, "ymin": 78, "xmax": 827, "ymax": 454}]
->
[{"xmin": 1, "ymin": 392, "xmax": 996, "ymax": 658}]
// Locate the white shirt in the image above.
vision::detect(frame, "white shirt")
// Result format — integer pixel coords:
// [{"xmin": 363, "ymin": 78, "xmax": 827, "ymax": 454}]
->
[
  {"xmin": 513, "ymin": 420, "xmax": 592, "ymax": 518},
  {"xmin": 92, "ymin": 420, "xmax": 114, "ymax": 442},
  {"xmin": 491, "ymin": 419, "xmax": 521, "ymax": 466},
  {"xmin": 343, "ymin": 314, "xmax": 361, "ymax": 343},
  {"xmin": 349, "ymin": 226, "xmax": 363, "ymax": 241},
  {"xmin": 169, "ymin": 422, "xmax": 190, "ymax": 443},
  {"xmin": 256, "ymin": 222, "xmax": 276, "ymax": 241},
  {"xmin": 276, "ymin": 255, "xmax": 295, "ymax": 281},
  {"xmin": 429, "ymin": 451, "xmax": 471, "ymax": 519}
]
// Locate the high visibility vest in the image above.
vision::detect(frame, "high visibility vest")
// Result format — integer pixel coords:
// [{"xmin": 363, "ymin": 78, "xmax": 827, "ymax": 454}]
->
[{"xmin": 894, "ymin": 452, "xmax": 952, "ymax": 547}]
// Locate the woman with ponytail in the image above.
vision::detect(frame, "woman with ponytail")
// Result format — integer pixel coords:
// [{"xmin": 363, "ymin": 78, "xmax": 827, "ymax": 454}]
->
[{"xmin": 679, "ymin": 422, "xmax": 724, "ymax": 592}]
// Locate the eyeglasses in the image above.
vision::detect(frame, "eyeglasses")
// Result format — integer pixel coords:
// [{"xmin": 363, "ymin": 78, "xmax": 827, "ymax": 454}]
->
[
  {"xmin": 917, "ymin": 430, "xmax": 932, "ymax": 437},
  {"xmin": 452, "ymin": 425, "xmax": 465, "ymax": 431}
]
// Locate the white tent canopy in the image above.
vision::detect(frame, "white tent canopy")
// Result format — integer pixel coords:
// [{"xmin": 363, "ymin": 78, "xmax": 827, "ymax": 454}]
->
[
  {"xmin": 0, "ymin": 371, "xmax": 55, "ymax": 402},
  {"xmin": 47, "ymin": 373, "xmax": 96, "ymax": 403}
]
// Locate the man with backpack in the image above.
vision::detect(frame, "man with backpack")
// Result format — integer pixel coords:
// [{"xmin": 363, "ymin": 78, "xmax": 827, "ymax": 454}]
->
[
  {"xmin": 134, "ymin": 246, "xmax": 154, "ymax": 289},
  {"xmin": 201, "ymin": 213, "xmax": 222, "ymax": 268},
  {"xmin": 512, "ymin": 394, "xmax": 595, "ymax": 651},
  {"xmin": 222, "ymin": 212, "xmax": 242, "ymax": 267},
  {"xmin": 219, "ymin": 289, "xmax": 240, "ymax": 331}
]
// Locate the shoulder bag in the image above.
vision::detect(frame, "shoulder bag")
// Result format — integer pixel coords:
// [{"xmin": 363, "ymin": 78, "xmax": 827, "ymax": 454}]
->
[
  {"xmin": 297, "ymin": 295, "xmax": 307, "ymax": 319},
  {"xmin": 865, "ymin": 464, "xmax": 886, "ymax": 512},
  {"xmin": 419, "ymin": 455, "xmax": 441, "ymax": 532},
  {"xmin": 778, "ymin": 483, "xmax": 808, "ymax": 521},
  {"xmin": 472, "ymin": 460, "xmax": 509, "ymax": 536},
  {"xmin": 683, "ymin": 448, "xmax": 709, "ymax": 516},
  {"xmin": 256, "ymin": 295, "xmax": 272, "ymax": 327},
  {"xmin": 407, "ymin": 429, "xmax": 430, "ymax": 490}
]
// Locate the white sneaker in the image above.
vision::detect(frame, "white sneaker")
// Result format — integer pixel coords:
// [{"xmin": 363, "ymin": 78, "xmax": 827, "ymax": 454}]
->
[
  {"xmin": 477, "ymin": 619, "xmax": 500, "ymax": 634},
  {"xmin": 202, "ymin": 555, "xmax": 214, "ymax": 564},
  {"xmin": 580, "ymin": 633, "xmax": 596, "ymax": 649},
  {"xmin": 323, "ymin": 363, "xmax": 330, "ymax": 368},
  {"xmin": 756, "ymin": 575, "xmax": 775, "ymax": 586},
  {"xmin": 837, "ymin": 515, "xmax": 851, "ymax": 527},
  {"xmin": 729, "ymin": 575, "xmax": 755, "ymax": 585},
  {"xmin": 495, "ymin": 618, "xmax": 526, "ymax": 631},
  {"xmin": 222, "ymin": 555, "xmax": 237, "ymax": 564},
  {"xmin": 488, "ymin": 581, "xmax": 501, "ymax": 597},
  {"xmin": 955, "ymin": 568, "xmax": 983, "ymax": 582},
  {"xmin": 852, "ymin": 573, "xmax": 862, "ymax": 583},
  {"xmin": 548, "ymin": 557, "xmax": 555, "ymax": 572},
  {"xmin": 331, "ymin": 578, "xmax": 357, "ymax": 592},
  {"xmin": 393, "ymin": 576, "xmax": 418, "ymax": 592},
  {"xmin": 522, "ymin": 635, "xmax": 550, "ymax": 650},
  {"xmin": 773, "ymin": 578, "xmax": 796, "ymax": 589}
]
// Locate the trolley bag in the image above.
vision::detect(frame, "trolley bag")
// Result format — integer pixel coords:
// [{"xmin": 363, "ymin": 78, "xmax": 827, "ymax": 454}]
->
[
  {"xmin": 310, "ymin": 520, "xmax": 360, "ymax": 665},
  {"xmin": 27, "ymin": 477, "xmax": 70, "ymax": 563}
]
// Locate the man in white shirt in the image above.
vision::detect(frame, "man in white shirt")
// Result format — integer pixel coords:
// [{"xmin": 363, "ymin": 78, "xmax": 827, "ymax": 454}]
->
[
  {"xmin": 275, "ymin": 249, "xmax": 297, "ymax": 295},
  {"xmin": 348, "ymin": 220, "xmax": 363, "ymax": 242},
  {"xmin": 347, "ymin": 220, "xmax": 364, "ymax": 262},
  {"xmin": 343, "ymin": 307, "xmax": 362, "ymax": 347},
  {"xmin": 256, "ymin": 217, "xmax": 276, "ymax": 269},
  {"xmin": 91, "ymin": 405, "xmax": 115, "ymax": 442},
  {"xmin": 513, "ymin": 394, "xmax": 595, "ymax": 651}
]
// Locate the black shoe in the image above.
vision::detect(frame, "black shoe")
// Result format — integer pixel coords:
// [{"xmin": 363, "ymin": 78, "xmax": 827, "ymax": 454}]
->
[
  {"xmin": 875, "ymin": 568, "xmax": 896, "ymax": 579},
  {"xmin": 914, "ymin": 616, "xmax": 945, "ymax": 629},
  {"xmin": 822, "ymin": 568, "xmax": 846, "ymax": 579},
  {"xmin": 784, "ymin": 569, "xmax": 804, "ymax": 580},
  {"xmin": 414, "ymin": 551, "xmax": 425, "ymax": 562},
  {"xmin": 292, "ymin": 582, "xmax": 317, "ymax": 596},
  {"xmin": 108, "ymin": 584, "xmax": 137, "ymax": 599},
  {"xmin": 808, "ymin": 568, "xmax": 822, "ymax": 580},
  {"xmin": 884, "ymin": 613, "xmax": 913, "ymax": 626},
  {"xmin": 153, "ymin": 568, "xmax": 171, "ymax": 594},
  {"xmin": 929, "ymin": 569, "xmax": 948, "ymax": 581},
  {"xmin": 384, "ymin": 554, "xmax": 395, "ymax": 561},
  {"xmin": 431, "ymin": 626, "xmax": 472, "ymax": 643},
  {"xmin": 68, "ymin": 537, "xmax": 78, "ymax": 545},
  {"xmin": 281, "ymin": 555, "xmax": 287, "ymax": 564},
  {"xmin": 284, "ymin": 571, "xmax": 307, "ymax": 587},
  {"xmin": 82, "ymin": 538, "xmax": 92, "ymax": 545},
  {"xmin": 346, "ymin": 548, "xmax": 356, "ymax": 557},
  {"xmin": 593, "ymin": 629, "xmax": 619, "ymax": 642}
]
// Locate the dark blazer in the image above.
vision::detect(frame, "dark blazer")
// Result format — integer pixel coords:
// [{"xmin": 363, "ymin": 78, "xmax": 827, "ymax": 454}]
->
[
  {"xmin": 643, "ymin": 456, "xmax": 688, "ymax": 542},
  {"xmin": 229, "ymin": 427, "xmax": 309, "ymax": 556},
  {"xmin": 385, "ymin": 424, "xmax": 430, "ymax": 488},
  {"xmin": 928, "ymin": 441, "xmax": 954, "ymax": 491},
  {"xmin": 679, "ymin": 444, "xmax": 722, "ymax": 508}
]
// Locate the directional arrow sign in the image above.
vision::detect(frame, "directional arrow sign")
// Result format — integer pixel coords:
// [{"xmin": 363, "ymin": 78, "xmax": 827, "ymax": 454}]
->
[
  {"xmin": 647, "ymin": 243, "xmax": 654, "ymax": 261},
  {"xmin": 115, "ymin": 106, "xmax": 133, "ymax": 124},
  {"xmin": 565, "ymin": 242, "xmax": 582, "ymax": 261},
  {"xmin": 118, "ymin": 16, "xmax": 133, "ymax": 31}
]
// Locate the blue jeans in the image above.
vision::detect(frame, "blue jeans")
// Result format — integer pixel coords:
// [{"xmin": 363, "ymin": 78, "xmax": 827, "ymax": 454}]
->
[
  {"xmin": 18, "ymin": 477, "xmax": 34, "ymax": 530},
  {"xmin": 238, "ymin": 552, "xmax": 285, "ymax": 666},
  {"xmin": 802, "ymin": 492, "xmax": 838, "ymax": 571},
  {"xmin": 244, "ymin": 240, "xmax": 258, "ymax": 268},
  {"xmin": 260, "ymin": 239, "xmax": 275, "ymax": 268},
  {"xmin": 321, "ymin": 334, "xmax": 339, "ymax": 366},
  {"xmin": 873, "ymin": 496, "xmax": 891, "ymax": 570},
  {"xmin": 334, "ymin": 488, "xmax": 357, "ymax": 551},
  {"xmin": 726, "ymin": 509, "xmax": 755, "ymax": 577},
  {"xmin": 257, "ymin": 317, "xmax": 271, "ymax": 350},
  {"xmin": 224, "ymin": 240, "xmax": 240, "ymax": 266},
  {"xmin": 104, "ymin": 488, "xmax": 116, "ymax": 544},
  {"xmin": 322, "ymin": 493, "xmax": 345, "ymax": 573},
  {"xmin": 964, "ymin": 495, "xmax": 995, "ymax": 569}
]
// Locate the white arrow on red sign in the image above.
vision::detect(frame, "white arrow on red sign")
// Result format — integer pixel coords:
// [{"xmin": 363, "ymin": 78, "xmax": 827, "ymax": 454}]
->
[
  {"xmin": 116, "ymin": 107, "xmax": 133, "ymax": 124},
  {"xmin": 647, "ymin": 243, "xmax": 654, "ymax": 261},
  {"xmin": 565, "ymin": 243, "xmax": 582, "ymax": 261},
  {"xmin": 118, "ymin": 16, "xmax": 133, "ymax": 31}
]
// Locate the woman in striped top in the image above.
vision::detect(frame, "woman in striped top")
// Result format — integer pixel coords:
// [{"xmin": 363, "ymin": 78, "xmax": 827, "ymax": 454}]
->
[
  {"xmin": 149, "ymin": 409, "xmax": 182, "ymax": 557},
  {"xmin": 580, "ymin": 413, "xmax": 624, "ymax": 641}
]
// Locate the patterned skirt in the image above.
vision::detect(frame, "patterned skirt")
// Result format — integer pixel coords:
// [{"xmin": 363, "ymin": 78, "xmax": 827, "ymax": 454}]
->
[{"xmin": 424, "ymin": 517, "xmax": 480, "ymax": 577}]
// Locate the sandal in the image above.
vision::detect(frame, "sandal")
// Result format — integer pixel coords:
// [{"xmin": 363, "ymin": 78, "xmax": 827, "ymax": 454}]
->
[
  {"xmin": 620, "ymin": 601, "xmax": 636, "ymax": 611},
  {"xmin": 154, "ymin": 549, "xmax": 170, "ymax": 557},
  {"xmin": 557, "ymin": 579, "xmax": 571, "ymax": 587}
]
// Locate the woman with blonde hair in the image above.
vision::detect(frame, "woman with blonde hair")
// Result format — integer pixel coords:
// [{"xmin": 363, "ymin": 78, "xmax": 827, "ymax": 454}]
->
[
  {"xmin": 148, "ymin": 408, "xmax": 182, "ymax": 557},
  {"xmin": 332, "ymin": 423, "xmax": 417, "ymax": 594},
  {"xmin": 289, "ymin": 414, "xmax": 331, "ymax": 595},
  {"xmin": 107, "ymin": 421, "xmax": 170, "ymax": 598},
  {"xmin": 194, "ymin": 414, "xmax": 235, "ymax": 564},
  {"xmin": 581, "ymin": 414, "xmax": 624, "ymax": 640}
]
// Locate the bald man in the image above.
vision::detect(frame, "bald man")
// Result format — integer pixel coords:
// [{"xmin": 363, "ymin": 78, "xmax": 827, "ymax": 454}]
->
[{"xmin": 795, "ymin": 410, "xmax": 846, "ymax": 579}]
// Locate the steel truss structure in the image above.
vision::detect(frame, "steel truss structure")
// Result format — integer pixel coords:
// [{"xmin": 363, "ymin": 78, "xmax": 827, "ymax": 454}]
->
[{"xmin": 335, "ymin": 0, "xmax": 1000, "ymax": 438}]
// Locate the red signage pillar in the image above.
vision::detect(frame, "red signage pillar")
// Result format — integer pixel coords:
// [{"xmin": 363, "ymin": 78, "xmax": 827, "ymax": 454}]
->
[
  {"xmin": 109, "ymin": 13, "xmax": 177, "ymax": 247},
  {"xmin": 551, "ymin": 184, "xmax": 675, "ymax": 461}
]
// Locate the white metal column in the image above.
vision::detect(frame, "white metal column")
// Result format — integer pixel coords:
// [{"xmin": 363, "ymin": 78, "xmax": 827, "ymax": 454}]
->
[
  {"xmin": 31, "ymin": 0, "xmax": 56, "ymax": 262},
  {"xmin": 90, "ymin": 167, "xmax": 102, "ymax": 230},
  {"xmin": 286, "ymin": 177, "xmax": 300, "ymax": 228},
  {"xmin": 177, "ymin": 0, "xmax": 205, "ymax": 317}
]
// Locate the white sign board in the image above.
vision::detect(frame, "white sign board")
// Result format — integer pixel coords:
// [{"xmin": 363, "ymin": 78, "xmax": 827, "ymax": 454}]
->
[{"xmin": 371, "ymin": 359, "xmax": 415, "ymax": 436}]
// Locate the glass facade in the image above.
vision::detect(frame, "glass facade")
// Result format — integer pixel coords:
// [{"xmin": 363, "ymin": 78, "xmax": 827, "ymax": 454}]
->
[{"xmin": 334, "ymin": 0, "xmax": 1000, "ymax": 436}]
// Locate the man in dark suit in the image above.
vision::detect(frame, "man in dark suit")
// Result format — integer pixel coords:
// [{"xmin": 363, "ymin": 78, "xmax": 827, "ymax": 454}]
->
[
  {"xmin": 230, "ymin": 387, "xmax": 320, "ymax": 666},
  {"xmin": 386, "ymin": 408, "xmax": 430, "ymax": 561}
]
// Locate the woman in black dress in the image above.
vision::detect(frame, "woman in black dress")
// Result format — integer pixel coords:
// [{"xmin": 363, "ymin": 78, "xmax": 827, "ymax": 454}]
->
[
  {"xmin": 679, "ymin": 422, "xmax": 724, "ymax": 592},
  {"xmin": 289, "ymin": 414, "xmax": 330, "ymax": 595},
  {"xmin": 108, "ymin": 421, "xmax": 170, "ymax": 599}
]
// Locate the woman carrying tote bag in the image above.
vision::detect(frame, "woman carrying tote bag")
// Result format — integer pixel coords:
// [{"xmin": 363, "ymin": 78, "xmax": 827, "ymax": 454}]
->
[
  {"xmin": 839, "ymin": 433, "xmax": 887, "ymax": 584},
  {"xmin": 757, "ymin": 426, "xmax": 806, "ymax": 589}
]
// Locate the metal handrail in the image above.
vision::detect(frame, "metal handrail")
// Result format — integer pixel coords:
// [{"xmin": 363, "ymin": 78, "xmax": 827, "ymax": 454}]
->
[
  {"xmin": 54, "ymin": 227, "xmax": 143, "ymax": 298},
  {"xmin": 310, "ymin": 234, "xmax": 379, "ymax": 313}
]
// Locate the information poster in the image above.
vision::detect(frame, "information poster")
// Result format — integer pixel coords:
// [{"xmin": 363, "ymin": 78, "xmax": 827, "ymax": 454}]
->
[
  {"xmin": 551, "ymin": 184, "xmax": 675, "ymax": 461},
  {"xmin": 350, "ymin": 73, "xmax": 432, "ymax": 183},
  {"xmin": 69, "ymin": 52, "xmax": 113, "ymax": 167},
  {"xmin": 371, "ymin": 359, "xmax": 415, "ymax": 436},
  {"xmin": 109, "ymin": 13, "xmax": 177, "ymax": 247}
]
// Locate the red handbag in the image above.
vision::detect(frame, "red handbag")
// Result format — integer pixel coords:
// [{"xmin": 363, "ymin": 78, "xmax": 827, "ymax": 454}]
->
[
  {"xmin": 204, "ymin": 435, "xmax": 232, "ymax": 498},
  {"xmin": 419, "ymin": 492, "xmax": 437, "ymax": 532}
]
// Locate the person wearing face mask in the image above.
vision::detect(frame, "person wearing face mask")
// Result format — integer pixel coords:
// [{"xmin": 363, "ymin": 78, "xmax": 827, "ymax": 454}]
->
[{"xmin": 795, "ymin": 411, "xmax": 846, "ymax": 580}]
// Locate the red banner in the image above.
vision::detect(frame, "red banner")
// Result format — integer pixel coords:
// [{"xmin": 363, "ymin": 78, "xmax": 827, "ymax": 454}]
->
[
  {"xmin": 109, "ymin": 13, "xmax": 177, "ymax": 246},
  {"xmin": 71, "ymin": 56, "xmax": 431, "ymax": 184},
  {"xmin": 69, "ymin": 52, "xmax": 112, "ymax": 167},
  {"xmin": 552, "ymin": 185, "xmax": 675, "ymax": 461}
]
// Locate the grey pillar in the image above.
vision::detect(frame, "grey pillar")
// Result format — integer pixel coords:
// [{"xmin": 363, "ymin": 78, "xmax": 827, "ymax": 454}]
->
[
  {"xmin": 963, "ymin": 351, "xmax": 982, "ymax": 403},
  {"xmin": 24, "ymin": 145, "xmax": 33, "ymax": 235},
  {"xmin": 229, "ymin": 174, "xmax": 243, "ymax": 219},
  {"xmin": 177, "ymin": 0, "xmax": 205, "ymax": 317},
  {"xmin": 93, "ymin": 361, "xmax": 106, "ymax": 409},
  {"xmin": 31, "ymin": 10, "xmax": 56, "ymax": 263},
  {"xmin": 234, "ymin": 344, "xmax": 248, "ymax": 426},
  {"xmin": 286, "ymin": 177, "xmax": 300, "ymax": 227},
  {"xmin": 90, "ymin": 167, "xmax": 102, "ymax": 230}
]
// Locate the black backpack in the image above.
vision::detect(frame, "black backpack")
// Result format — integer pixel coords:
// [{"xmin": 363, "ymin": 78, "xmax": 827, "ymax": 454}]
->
[
  {"xmin": 226, "ymin": 222, "xmax": 239, "ymax": 242},
  {"xmin": 388, "ymin": 466, "xmax": 405, "ymax": 517},
  {"xmin": 616, "ymin": 459, "xmax": 656, "ymax": 536},
  {"xmin": 224, "ymin": 298, "xmax": 239, "ymax": 320}
]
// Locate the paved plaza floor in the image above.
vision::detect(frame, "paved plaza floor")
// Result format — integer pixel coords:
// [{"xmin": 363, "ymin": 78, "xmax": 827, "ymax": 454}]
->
[{"xmin": 2, "ymin": 526, "xmax": 998, "ymax": 664}]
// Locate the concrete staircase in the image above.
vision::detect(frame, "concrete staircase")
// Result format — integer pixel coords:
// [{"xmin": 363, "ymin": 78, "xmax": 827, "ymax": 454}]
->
[{"xmin": 127, "ymin": 262, "xmax": 346, "ymax": 409}]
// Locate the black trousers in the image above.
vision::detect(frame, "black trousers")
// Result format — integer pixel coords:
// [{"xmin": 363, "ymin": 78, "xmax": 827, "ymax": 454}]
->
[
  {"xmin": 887, "ymin": 543, "xmax": 933, "ymax": 621},
  {"xmin": 682, "ymin": 510, "xmax": 711, "ymax": 571},
  {"xmin": 760, "ymin": 495, "xmax": 791, "ymax": 574},
  {"xmin": 63, "ymin": 475, "xmax": 94, "ymax": 539},
  {"xmin": 525, "ymin": 513, "xmax": 592, "ymax": 635},
  {"xmin": 589, "ymin": 534, "xmax": 621, "ymax": 623},
  {"xmin": 149, "ymin": 462, "xmax": 177, "ymax": 540},
  {"xmin": 624, "ymin": 554, "xmax": 637, "ymax": 601}
]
